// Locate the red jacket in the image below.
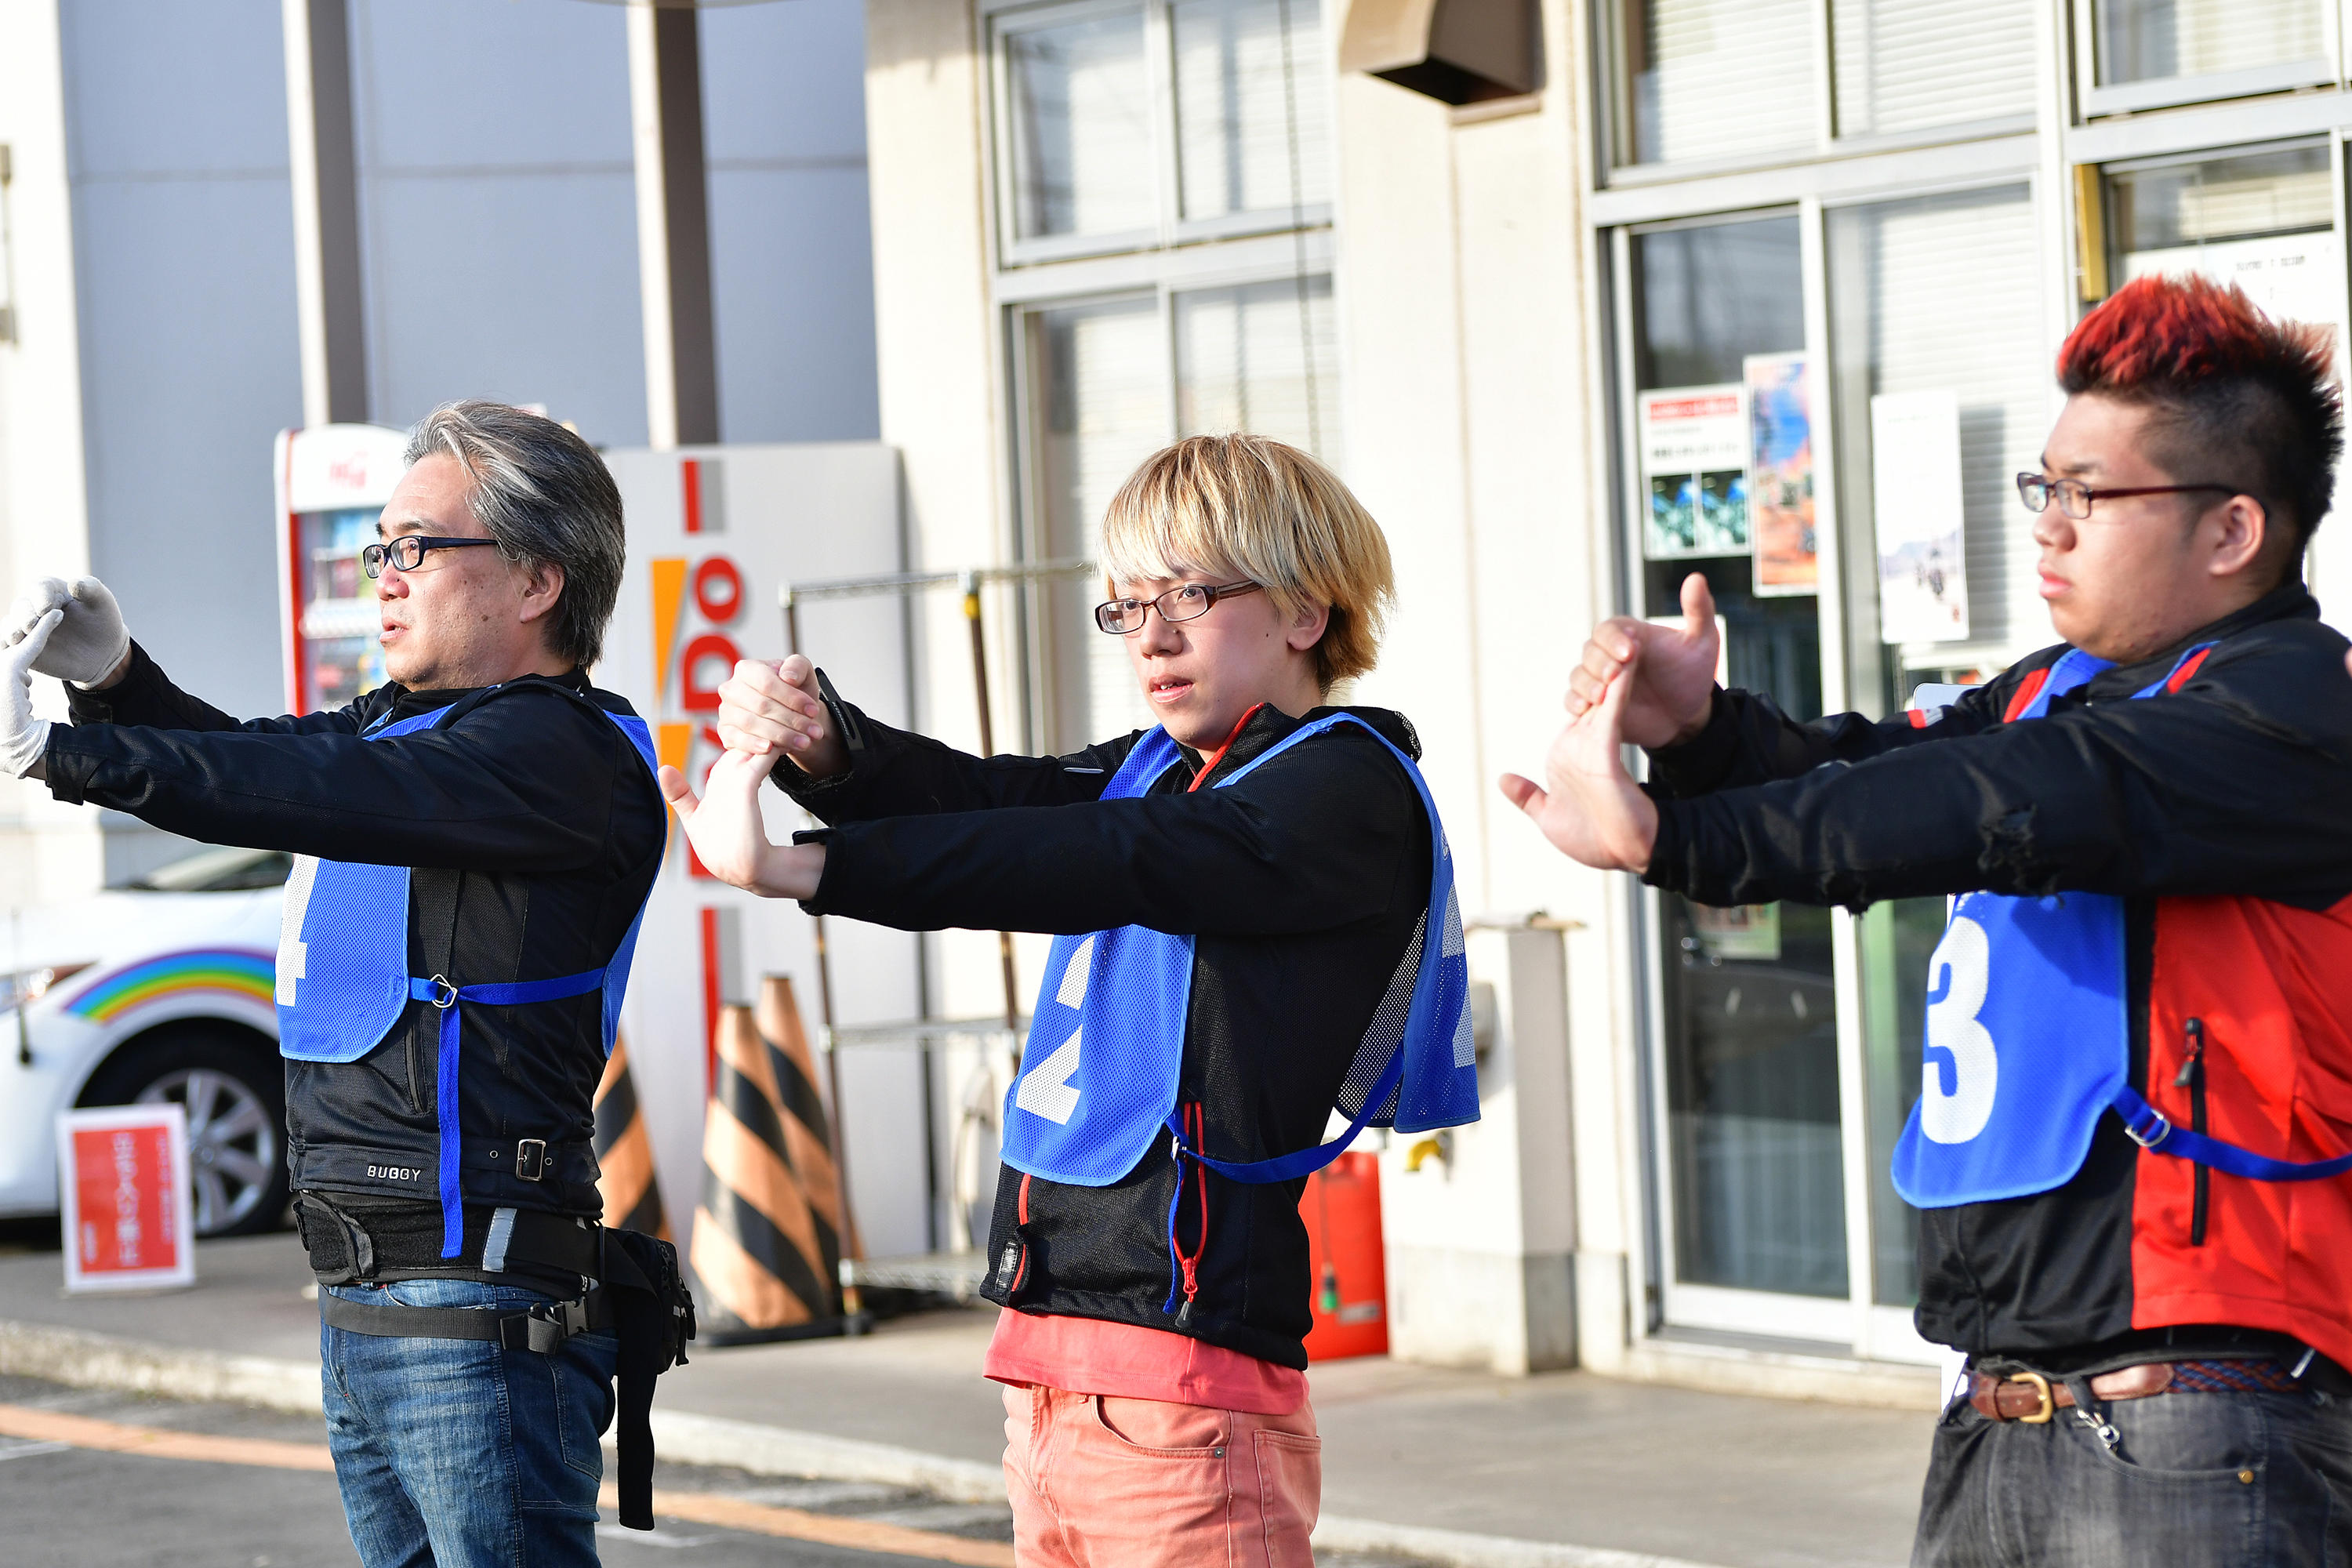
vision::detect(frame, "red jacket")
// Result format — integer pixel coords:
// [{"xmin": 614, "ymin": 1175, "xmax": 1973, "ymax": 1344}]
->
[{"xmin": 1646, "ymin": 583, "xmax": 2352, "ymax": 1370}]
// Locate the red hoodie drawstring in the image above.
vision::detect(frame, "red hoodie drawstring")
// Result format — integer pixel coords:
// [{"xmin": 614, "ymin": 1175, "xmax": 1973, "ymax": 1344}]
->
[{"xmin": 1171, "ymin": 1102, "xmax": 1209, "ymax": 1327}]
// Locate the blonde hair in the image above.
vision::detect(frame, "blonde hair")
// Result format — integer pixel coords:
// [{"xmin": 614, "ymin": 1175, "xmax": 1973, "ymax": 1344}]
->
[{"xmin": 1098, "ymin": 434, "xmax": 1395, "ymax": 691}]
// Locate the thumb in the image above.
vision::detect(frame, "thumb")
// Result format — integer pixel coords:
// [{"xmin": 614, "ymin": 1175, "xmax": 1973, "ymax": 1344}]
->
[
  {"xmin": 13, "ymin": 608, "xmax": 64, "ymax": 667},
  {"xmin": 656, "ymin": 763, "xmax": 698, "ymax": 819},
  {"xmin": 1680, "ymin": 572, "xmax": 1717, "ymax": 641},
  {"xmin": 1497, "ymin": 771, "xmax": 1548, "ymax": 817}
]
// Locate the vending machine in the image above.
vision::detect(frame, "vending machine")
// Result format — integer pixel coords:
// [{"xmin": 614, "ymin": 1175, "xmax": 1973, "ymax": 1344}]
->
[{"xmin": 272, "ymin": 423, "xmax": 409, "ymax": 715}]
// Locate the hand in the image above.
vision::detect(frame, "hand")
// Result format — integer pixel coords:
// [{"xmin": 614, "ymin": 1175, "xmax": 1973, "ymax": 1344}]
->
[
  {"xmin": 716, "ymin": 656, "xmax": 848, "ymax": 779},
  {"xmin": 659, "ymin": 748, "xmax": 828, "ymax": 898},
  {"xmin": 1499, "ymin": 651, "xmax": 1658, "ymax": 873},
  {"xmin": 2, "ymin": 608, "xmax": 62, "ymax": 780},
  {"xmin": 5, "ymin": 577, "xmax": 130, "ymax": 688},
  {"xmin": 1564, "ymin": 572, "xmax": 1720, "ymax": 749}
]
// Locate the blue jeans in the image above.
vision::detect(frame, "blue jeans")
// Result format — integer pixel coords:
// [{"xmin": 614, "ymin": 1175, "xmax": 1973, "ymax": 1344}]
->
[
  {"xmin": 321, "ymin": 1278, "xmax": 619, "ymax": 1568},
  {"xmin": 1911, "ymin": 1381, "xmax": 2352, "ymax": 1566}
]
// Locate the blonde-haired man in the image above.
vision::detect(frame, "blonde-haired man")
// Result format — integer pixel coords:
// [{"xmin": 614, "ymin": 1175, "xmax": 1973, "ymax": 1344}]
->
[{"xmin": 666, "ymin": 434, "xmax": 1476, "ymax": 1567}]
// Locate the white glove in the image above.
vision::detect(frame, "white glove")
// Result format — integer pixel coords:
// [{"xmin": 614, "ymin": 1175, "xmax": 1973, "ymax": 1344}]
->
[
  {"xmin": 2, "ymin": 608, "xmax": 60, "ymax": 779},
  {"xmin": 3, "ymin": 576, "xmax": 129, "ymax": 688}
]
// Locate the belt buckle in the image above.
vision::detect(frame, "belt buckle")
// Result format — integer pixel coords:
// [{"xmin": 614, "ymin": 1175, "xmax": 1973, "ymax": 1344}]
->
[
  {"xmin": 2125, "ymin": 1107, "xmax": 2174, "ymax": 1150},
  {"xmin": 514, "ymin": 1138, "xmax": 547, "ymax": 1181},
  {"xmin": 2008, "ymin": 1370, "xmax": 2056, "ymax": 1424},
  {"xmin": 426, "ymin": 975, "xmax": 459, "ymax": 1011}
]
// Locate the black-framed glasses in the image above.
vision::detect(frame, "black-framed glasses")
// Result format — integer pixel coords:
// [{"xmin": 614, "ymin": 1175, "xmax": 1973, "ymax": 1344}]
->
[
  {"xmin": 2015, "ymin": 473, "xmax": 2245, "ymax": 521},
  {"xmin": 361, "ymin": 535, "xmax": 500, "ymax": 578},
  {"xmin": 1094, "ymin": 580, "xmax": 1263, "ymax": 635}
]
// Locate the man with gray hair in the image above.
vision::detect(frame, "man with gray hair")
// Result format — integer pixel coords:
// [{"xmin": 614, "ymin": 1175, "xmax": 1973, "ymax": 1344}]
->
[{"xmin": 1, "ymin": 401, "xmax": 673, "ymax": 1566}]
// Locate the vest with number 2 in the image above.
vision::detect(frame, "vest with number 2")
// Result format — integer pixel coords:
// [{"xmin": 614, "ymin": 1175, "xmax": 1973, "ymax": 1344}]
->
[
  {"xmin": 275, "ymin": 695, "xmax": 659, "ymax": 1258},
  {"xmin": 1892, "ymin": 644, "xmax": 2352, "ymax": 1208},
  {"xmin": 1000, "ymin": 713, "xmax": 1479, "ymax": 1192}
]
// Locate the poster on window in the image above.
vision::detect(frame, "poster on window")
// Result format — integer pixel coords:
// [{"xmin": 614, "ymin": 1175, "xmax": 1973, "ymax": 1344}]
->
[
  {"xmin": 1638, "ymin": 386, "xmax": 1750, "ymax": 560},
  {"xmin": 1872, "ymin": 390, "xmax": 1970, "ymax": 644},
  {"xmin": 1745, "ymin": 353, "xmax": 1817, "ymax": 597},
  {"xmin": 2122, "ymin": 232, "xmax": 2344, "ymax": 344}
]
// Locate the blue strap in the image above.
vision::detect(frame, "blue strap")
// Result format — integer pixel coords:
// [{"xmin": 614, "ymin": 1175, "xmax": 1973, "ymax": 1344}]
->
[
  {"xmin": 406, "ymin": 967, "xmax": 606, "ymax": 1257},
  {"xmin": 2113, "ymin": 1086, "xmax": 2352, "ymax": 1183},
  {"xmin": 1166, "ymin": 1046, "xmax": 1408, "ymax": 1186}
]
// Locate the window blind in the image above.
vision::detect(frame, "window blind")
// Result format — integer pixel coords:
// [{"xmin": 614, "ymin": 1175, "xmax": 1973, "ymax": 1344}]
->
[
  {"xmin": 2094, "ymin": 0, "xmax": 2324, "ymax": 84},
  {"xmin": 1007, "ymin": 10, "xmax": 1156, "ymax": 241},
  {"xmin": 1831, "ymin": 0, "xmax": 2034, "ymax": 137},
  {"xmin": 1174, "ymin": 275, "xmax": 1341, "ymax": 470},
  {"xmin": 1627, "ymin": 0, "xmax": 1816, "ymax": 165},
  {"xmin": 1172, "ymin": 0, "xmax": 1332, "ymax": 223}
]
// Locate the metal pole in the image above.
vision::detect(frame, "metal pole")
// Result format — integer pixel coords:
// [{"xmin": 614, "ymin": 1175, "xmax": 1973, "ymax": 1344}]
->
[
  {"xmin": 962, "ymin": 574, "xmax": 1025, "ymax": 1041},
  {"xmin": 782, "ymin": 595, "xmax": 863, "ymax": 1324}
]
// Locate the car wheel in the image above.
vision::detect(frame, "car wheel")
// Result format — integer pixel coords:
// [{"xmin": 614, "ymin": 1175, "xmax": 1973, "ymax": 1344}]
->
[{"xmin": 80, "ymin": 1026, "xmax": 289, "ymax": 1237}]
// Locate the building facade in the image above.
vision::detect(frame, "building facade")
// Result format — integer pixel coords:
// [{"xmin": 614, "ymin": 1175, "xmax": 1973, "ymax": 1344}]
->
[
  {"xmin": 0, "ymin": 0, "xmax": 877, "ymax": 901},
  {"xmin": 861, "ymin": 0, "xmax": 2352, "ymax": 1398}
]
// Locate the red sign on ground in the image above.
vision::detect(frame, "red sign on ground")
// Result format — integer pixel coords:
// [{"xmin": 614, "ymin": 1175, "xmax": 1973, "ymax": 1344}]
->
[{"xmin": 56, "ymin": 1104, "xmax": 195, "ymax": 1292}]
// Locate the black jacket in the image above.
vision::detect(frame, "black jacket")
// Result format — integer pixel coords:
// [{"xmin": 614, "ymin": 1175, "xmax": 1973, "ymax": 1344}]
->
[
  {"xmin": 51, "ymin": 644, "xmax": 666, "ymax": 1237},
  {"xmin": 1642, "ymin": 583, "xmax": 2352, "ymax": 1367},
  {"xmin": 779, "ymin": 693, "xmax": 1434, "ymax": 1369}
]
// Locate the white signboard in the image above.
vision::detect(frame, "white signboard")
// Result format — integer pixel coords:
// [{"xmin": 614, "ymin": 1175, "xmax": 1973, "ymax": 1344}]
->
[
  {"xmin": 57, "ymin": 1104, "xmax": 195, "ymax": 1293},
  {"xmin": 1639, "ymin": 385, "xmax": 1750, "ymax": 560},
  {"xmin": 1872, "ymin": 390, "xmax": 1970, "ymax": 645},
  {"xmin": 598, "ymin": 443, "xmax": 926, "ymax": 1261},
  {"xmin": 2123, "ymin": 232, "xmax": 2345, "ymax": 339}
]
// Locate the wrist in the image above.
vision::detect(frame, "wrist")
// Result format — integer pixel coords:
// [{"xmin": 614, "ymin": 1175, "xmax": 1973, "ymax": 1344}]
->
[
  {"xmin": 758, "ymin": 841, "xmax": 827, "ymax": 900},
  {"xmin": 1665, "ymin": 689, "xmax": 1717, "ymax": 748},
  {"xmin": 78, "ymin": 644, "xmax": 132, "ymax": 693}
]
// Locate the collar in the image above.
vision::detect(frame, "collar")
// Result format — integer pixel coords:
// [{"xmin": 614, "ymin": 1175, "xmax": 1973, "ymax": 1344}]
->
[
  {"xmin": 380, "ymin": 666, "xmax": 590, "ymax": 720},
  {"xmin": 1172, "ymin": 702, "xmax": 1422, "ymax": 789},
  {"xmin": 2077, "ymin": 579, "xmax": 2317, "ymax": 698}
]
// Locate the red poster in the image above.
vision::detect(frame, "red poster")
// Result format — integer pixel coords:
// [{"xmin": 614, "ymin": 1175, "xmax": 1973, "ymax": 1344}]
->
[{"xmin": 56, "ymin": 1105, "xmax": 194, "ymax": 1292}]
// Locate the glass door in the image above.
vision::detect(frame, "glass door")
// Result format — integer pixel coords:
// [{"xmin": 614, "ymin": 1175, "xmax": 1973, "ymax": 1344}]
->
[{"xmin": 1621, "ymin": 213, "xmax": 1854, "ymax": 1341}]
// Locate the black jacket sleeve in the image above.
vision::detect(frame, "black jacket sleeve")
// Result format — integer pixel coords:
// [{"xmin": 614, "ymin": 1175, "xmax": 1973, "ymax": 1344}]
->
[
  {"xmin": 1642, "ymin": 619, "xmax": 2352, "ymax": 911},
  {"xmin": 804, "ymin": 724, "xmax": 1425, "ymax": 938},
  {"xmin": 45, "ymin": 681, "xmax": 644, "ymax": 874},
  {"xmin": 64, "ymin": 641, "xmax": 377, "ymax": 737},
  {"xmin": 1646, "ymin": 676, "xmax": 2016, "ymax": 798},
  {"xmin": 771, "ymin": 686, "xmax": 1142, "ymax": 820}
]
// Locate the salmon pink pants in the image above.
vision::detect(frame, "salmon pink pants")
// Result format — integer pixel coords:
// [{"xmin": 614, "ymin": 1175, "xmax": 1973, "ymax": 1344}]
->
[{"xmin": 1000, "ymin": 1384, "xmax": 1322, "ymax": 1566}]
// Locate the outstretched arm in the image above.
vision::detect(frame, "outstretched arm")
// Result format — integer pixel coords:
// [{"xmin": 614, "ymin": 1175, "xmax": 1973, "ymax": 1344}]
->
[
  {"xmin": 1499, "ymin": 652, "xmax": 1657, "ymax": 873},
  {"xmin": 659, "ymin": 746, "xmax": 828, "ymax": 898}
]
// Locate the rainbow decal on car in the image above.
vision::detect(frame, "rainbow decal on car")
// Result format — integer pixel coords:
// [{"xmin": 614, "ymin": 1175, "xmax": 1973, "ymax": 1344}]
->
[{"xmin": 63, "ymin": 949, "xmax": 277, "ymax": 1023}]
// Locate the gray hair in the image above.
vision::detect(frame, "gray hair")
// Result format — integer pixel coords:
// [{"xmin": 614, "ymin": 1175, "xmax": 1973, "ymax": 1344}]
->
[{"xmin": 401, "ymin": 401, "xmax": 626, "ymax": 670}]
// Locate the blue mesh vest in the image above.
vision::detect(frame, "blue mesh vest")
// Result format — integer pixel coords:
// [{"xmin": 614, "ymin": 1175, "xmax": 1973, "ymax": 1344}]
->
[
  {"xmin": 275, "ymin": 698, "xmax": 659, "ymax": 1256},
  {"xmin": 1000, "ymin": 713, "xmax": 1479, "ymax": 1189},
  {"xmin": 1892, "ymin": 644, "xmax": 2352, "ymax": 1207}
]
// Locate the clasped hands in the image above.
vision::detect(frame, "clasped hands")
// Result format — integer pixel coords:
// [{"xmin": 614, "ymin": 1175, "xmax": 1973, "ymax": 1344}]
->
[
  {"xmin": 657, "ymin": 655, "xmax": 842, "ymax": 899},
  {"xmin": 1497, "ymin": 572, "xmax": 1722, "ymax": 874}
]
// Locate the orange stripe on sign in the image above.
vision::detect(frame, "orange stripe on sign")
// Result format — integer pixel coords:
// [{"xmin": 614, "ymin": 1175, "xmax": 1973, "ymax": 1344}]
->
[{"xmin": 652, "ymin": 557, "xmax": 689, "ymax": 704}]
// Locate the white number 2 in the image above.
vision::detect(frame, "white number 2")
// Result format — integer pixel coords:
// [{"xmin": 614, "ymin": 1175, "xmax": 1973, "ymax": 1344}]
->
[{"xmin": 1921, "ymin": 915, "xmax": 1998, "ymax": 1144}]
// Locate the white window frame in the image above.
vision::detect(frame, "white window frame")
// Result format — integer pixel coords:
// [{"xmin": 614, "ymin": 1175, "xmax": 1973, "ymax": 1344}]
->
[
  {"xmin": 2071, "ymin": 0, "xmax": 2339, "ymax": 121},
  {"xmin": 985, "ymin": 0, "xmax": 1338, "ymax": 269}
]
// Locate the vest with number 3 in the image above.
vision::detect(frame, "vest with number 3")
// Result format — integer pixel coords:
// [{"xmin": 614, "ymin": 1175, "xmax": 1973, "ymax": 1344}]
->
[{"xmin": 1893, "ymin": 645, "xmax": 2352, "ymax": 1207}]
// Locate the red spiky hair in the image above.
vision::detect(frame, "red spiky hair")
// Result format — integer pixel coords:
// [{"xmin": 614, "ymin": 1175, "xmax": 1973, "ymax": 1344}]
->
[{"xmin": 2057, "ymin": 273, "xmax": 2342, "ymax": 553}]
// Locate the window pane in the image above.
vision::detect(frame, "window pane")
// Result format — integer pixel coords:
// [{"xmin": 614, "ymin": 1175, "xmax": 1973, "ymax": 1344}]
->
[
  {"xmin": 1173, "ymin": 274, "xmax": 1341, "ymax": 468},
  {"xmin": 2111, "ymin": 143, "xmax": 2332, "ymax": 252},
  {"xmin": 1623, "ymin": 0, "xmax": 1816, "ymax": 165},
  {"xmin": 2093, "ymin": 0, "xmax": 2324, "ymax": 85},
  {"xmin": 1006, "ymin": 11, "xmax": 1156, "ymax": 242},
  {"xmin": 1831, "ymin": 0, "xmax": 2034, "ymax": 137},
  {"xmin": 1025, "ymin": 297, "xmax": 1167, "ymax": 749},
  {"xmin": 1173, "ymin": 0, "xmax": 1332, "ymax": 223},
  {"xmin": 1629, "ymin": 216, "xmax": 1845, "ymax": 1302}
]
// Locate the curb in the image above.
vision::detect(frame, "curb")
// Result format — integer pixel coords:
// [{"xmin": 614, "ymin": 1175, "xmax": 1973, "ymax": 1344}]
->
[{"xmin": 0, "ymin": 1316, "xmax": 1733, "ymax": 1568}]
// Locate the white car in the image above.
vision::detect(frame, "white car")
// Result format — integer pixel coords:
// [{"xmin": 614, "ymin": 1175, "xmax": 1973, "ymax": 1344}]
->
[{"xmin": 0, "ymin": 845, "xmax": 291, "ymax": 1236}]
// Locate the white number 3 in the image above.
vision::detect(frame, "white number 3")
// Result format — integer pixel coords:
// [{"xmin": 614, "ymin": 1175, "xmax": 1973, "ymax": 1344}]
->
[{"xmin": 1922, "ymin": 915, "xmax": 1998, "ymax": 1144}]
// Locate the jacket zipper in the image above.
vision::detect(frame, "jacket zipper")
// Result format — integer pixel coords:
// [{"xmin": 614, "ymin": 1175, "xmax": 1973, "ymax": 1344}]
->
[
  {"xmin": 1167, "ymin": 1101, "xmax": 1208, "ymax": 1329},
  {"xmin": 2174, "ymin": 1017, "xmax": 2209, "ymax": 1246}
]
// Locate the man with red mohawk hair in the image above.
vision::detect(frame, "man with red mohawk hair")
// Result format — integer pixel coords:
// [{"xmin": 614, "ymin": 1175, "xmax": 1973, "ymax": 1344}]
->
[{"xmin": 1512, "ymin": 271, "xmax": 2352, "ymax": 1564}]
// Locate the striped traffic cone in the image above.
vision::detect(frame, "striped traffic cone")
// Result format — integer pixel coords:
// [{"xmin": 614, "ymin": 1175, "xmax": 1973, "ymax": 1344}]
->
[
  {"xmin": 593, "ymin": 1035, "xmax": 670, "ymax": 1240},
  {"xmin": 691, "ymin": 976, "xmax": 850, "ymax": 1343}
]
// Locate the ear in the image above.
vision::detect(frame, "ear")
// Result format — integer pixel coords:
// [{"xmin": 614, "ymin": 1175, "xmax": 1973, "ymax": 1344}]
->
[
  {"xmin": 516, "ymin": 559, "xmax": 567, "ymax": 626},
  {"xmin": 2206, "ymin": 493, "xmax": 2272, "ymax": 583},
  {"xmin": 1284, "ymin": 598, "xmax": 1331, "ymax": 655}
]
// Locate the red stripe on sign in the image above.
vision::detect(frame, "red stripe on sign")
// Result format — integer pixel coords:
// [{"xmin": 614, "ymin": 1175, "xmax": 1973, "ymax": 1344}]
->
[
  {"xmin": 2166, "ymin": 647, "xmax": 2212, "ymax": 692},
  {"xmin": 2002, "ymin": 668, "xmax": 2050, "ymax": 724},
  {"xmin": 701, "ymin": 906, "xmax": 722, "ymax": 1091},
  {"xmin": 683, "ymin": 460, "xmax": 703, "ymax": 535}
]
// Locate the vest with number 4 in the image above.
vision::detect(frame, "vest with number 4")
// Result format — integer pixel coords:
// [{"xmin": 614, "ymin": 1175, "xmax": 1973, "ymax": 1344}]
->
[
  {"xmin": 999, "ymin": 712, "xmax": 1479, "ymax": 1192},
  {"xmin": 276, "ymin": 695, "xmax": 659, "ymax": 1258},
  {"xmin": 1893, "ymin": 644, "xmax": 2352, "ymax": 1208}
]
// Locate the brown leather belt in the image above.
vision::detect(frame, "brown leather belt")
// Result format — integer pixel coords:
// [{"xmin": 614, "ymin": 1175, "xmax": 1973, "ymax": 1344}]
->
[{"xmin": 1970, "ymin": 1363, "xmax": 2179, "ymax": 1422}]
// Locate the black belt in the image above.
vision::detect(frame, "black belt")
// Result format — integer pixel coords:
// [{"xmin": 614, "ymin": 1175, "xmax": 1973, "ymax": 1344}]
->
[{"xmin": 321, "ymin": 1284, "xmax": 610, "ymax": 1354}]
